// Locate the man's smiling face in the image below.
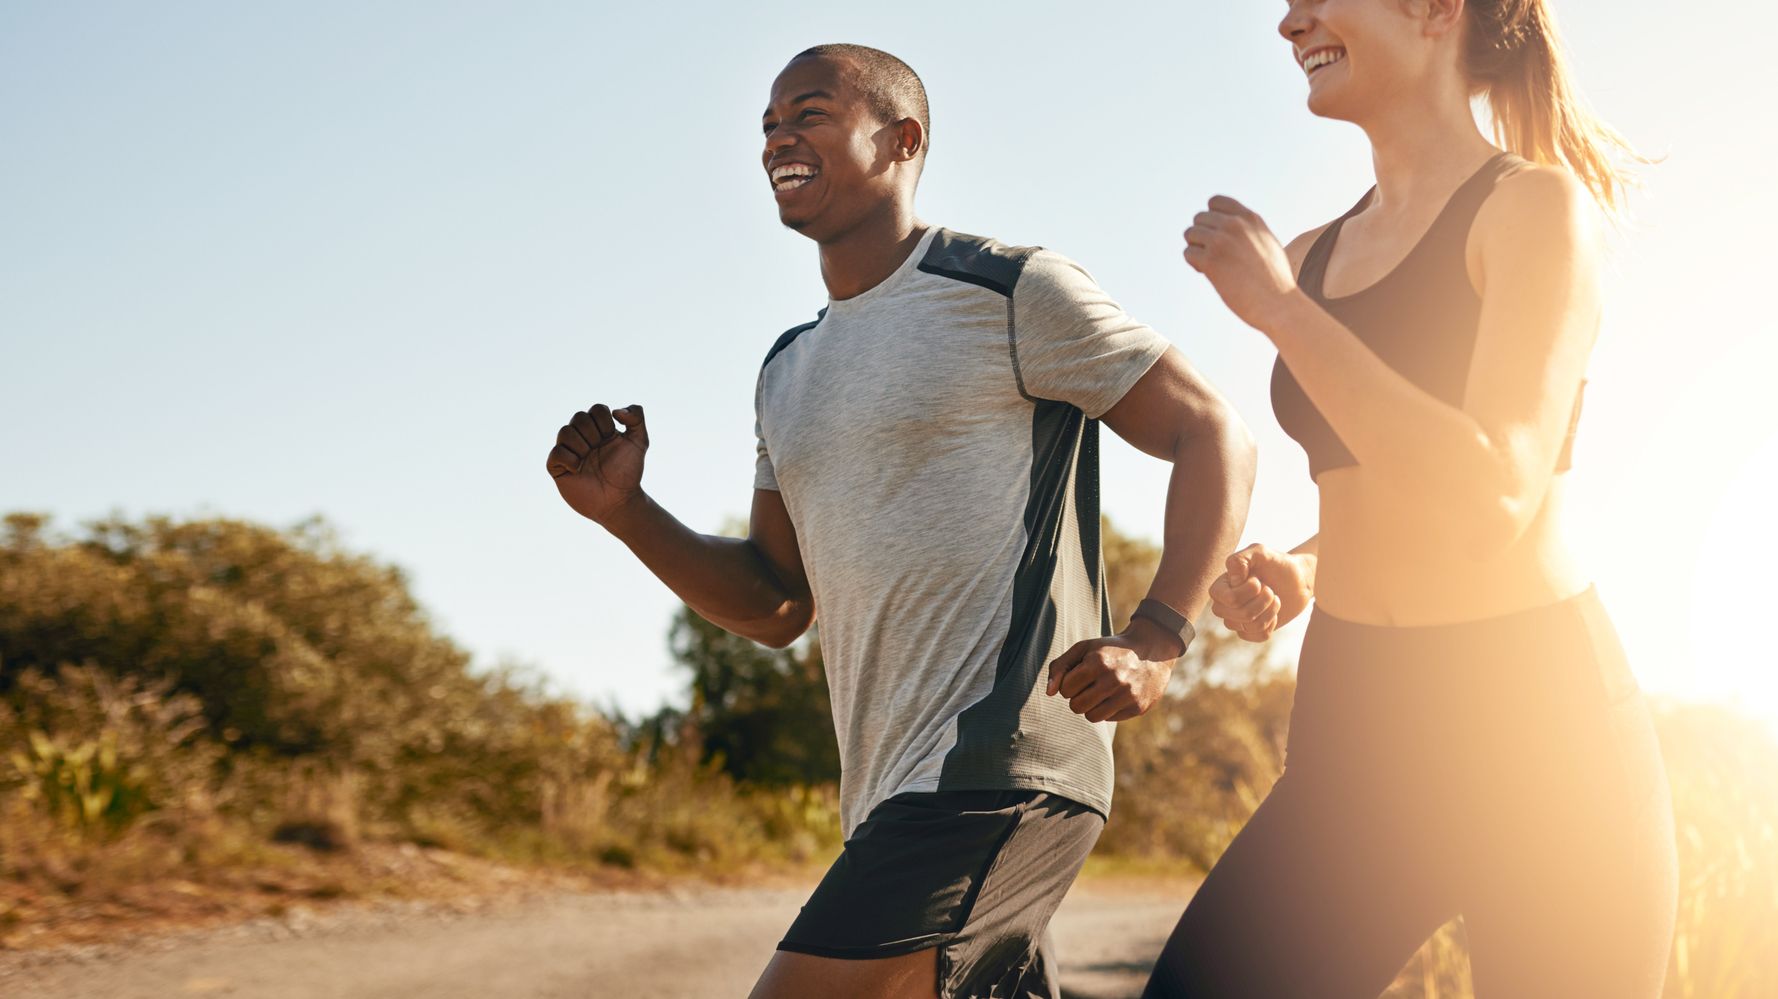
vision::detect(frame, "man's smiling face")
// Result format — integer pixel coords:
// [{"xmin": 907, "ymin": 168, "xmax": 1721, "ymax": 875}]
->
[{"xmin": 761, "ymin": 55, "xmax": 908, "ymax": 242}]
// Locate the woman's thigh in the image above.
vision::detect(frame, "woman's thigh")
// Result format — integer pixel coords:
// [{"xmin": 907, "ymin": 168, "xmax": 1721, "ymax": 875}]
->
[
  {"xmin": 1460, "ymin": 691, "xmax": 1678, "ymax": 998},
  {"xmin": 1142, "ymin": 769, "xmax": 1458, "ymax": 999}
]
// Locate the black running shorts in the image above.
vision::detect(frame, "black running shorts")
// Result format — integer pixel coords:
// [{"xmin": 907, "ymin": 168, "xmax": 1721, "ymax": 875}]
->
[{"xmin": 778, "ymin": 789, "xmax": 1104, "ymax": 999}]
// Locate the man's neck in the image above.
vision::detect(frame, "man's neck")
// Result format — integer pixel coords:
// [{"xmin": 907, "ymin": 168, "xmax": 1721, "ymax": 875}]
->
[{"xmin": 817, "ymin": 199, "xmax": 927, "ymax": 301}]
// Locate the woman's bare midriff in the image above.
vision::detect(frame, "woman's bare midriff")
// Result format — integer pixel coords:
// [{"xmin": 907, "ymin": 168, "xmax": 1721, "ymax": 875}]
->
[{"xmin": 1310, "ymin": 466, "xmax": 1593, "ymax": 627}]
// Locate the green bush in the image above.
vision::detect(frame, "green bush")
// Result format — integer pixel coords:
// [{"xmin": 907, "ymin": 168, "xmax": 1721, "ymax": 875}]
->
[
  {"xmin": 2, "ymin": 664, "xmax": 220, "ymax": 838},
  {"xmin": 0, "ymin": 515, "xmax": 630, "ymax": 840},
  {"xmin": 10, "ymin": 730, "xmax": 152, "ymax": 838}
]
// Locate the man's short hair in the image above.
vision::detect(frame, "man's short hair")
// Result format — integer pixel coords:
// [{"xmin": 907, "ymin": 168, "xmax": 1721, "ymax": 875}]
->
[{"xmin": 793, "ymin": 43, "xmax": 930, "ymax": 156}]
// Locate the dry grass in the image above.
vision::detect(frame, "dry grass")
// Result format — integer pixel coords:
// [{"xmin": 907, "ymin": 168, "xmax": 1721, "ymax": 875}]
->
[
  {"xmin": 0, "ymin": 735, "xmax": 840, "ymax": 950},
  {"xmin": 0, "ymin": 667, "xmax": 840, "ymax": 951},
  {"xmin": 1657, "ymin": 702, "xmax": 1778, "ymax": 999}
]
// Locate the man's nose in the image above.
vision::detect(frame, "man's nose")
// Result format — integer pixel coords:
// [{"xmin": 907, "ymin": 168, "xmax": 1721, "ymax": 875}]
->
[{"xmin": 764, "ymin": 124, "xmax": 799, "ymax": 160}]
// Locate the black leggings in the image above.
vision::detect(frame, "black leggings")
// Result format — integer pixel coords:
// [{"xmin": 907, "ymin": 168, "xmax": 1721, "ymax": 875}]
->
[{"xmin": 1144, "ymin": 587, "xmax": 1677, "ymax": 998}]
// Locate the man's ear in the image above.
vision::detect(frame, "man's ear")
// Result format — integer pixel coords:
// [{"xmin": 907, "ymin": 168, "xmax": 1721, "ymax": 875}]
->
[
  {"xmin": 893, "ymin": 117, "xmax": 925, "ymax": 162},
  {"xmin": 1423, "ymin": 0, "xmax": 1466, "ymax": 38}
]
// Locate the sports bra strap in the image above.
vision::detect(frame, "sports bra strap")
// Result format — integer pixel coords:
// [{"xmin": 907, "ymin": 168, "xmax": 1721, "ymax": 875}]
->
[
  {"xmin": 1295, "ymin": 152, "xmax": 1524, "ymax": 298},
  {"xmin": 1295, "ymin": 189, "xmax": 1374, "ymax": 291}
]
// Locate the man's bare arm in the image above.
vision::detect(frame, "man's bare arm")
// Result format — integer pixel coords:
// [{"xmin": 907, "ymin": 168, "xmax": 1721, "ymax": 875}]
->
[
  {"xmin": 1101, "ymin": 347, "xmax": 1258, "ymax": 631},
  {"xmin": 548, "ymin": 404, "xmax": 814, "ymax": 648},
  {"xmin": 1045, "ymin": 347, "xmax": 1258, "ymax": 722}
]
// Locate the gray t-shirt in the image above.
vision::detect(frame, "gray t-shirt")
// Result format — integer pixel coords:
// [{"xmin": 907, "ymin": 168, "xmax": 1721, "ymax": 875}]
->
[{"xmin": 754, "ymin": 227, "xmax": 1170, "ymax": 836}]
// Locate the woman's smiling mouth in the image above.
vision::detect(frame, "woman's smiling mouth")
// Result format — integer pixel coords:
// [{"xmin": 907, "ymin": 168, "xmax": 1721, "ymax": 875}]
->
[{"xmin": 1300, "ymin": 46, "xmax": 1347, "ymax": 77}]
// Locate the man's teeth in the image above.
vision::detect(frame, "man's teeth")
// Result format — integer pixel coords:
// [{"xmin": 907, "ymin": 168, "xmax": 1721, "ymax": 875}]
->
[
  {"xmin": 771, "ymin": 164, "xmax": 817, "ymax": 190},
  {"xmin": 1303, "ymin": 49, "xmax": 1345, "ymax": 73}
]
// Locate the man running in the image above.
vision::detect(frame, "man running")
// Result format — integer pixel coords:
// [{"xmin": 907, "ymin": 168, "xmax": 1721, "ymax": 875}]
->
[{"xmin": 546, "ymin": 43, "xmax": 1255, "ymax": 999}]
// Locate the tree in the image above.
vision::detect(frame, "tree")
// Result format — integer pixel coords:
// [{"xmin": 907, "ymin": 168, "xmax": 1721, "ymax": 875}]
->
[{"xmin": 668, "ymin": 608, "xmax": 839, "ymax": 787}]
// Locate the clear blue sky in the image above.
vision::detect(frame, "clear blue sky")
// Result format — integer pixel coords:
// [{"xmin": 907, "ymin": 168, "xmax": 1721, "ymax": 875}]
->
[{"xmin": 3, "ymin": 2, "xmax": 1773, "ymax": 720}]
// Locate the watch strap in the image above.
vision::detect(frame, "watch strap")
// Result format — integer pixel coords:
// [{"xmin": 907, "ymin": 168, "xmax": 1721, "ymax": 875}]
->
[{"xmin": 1132, "ymin": 598, "xmax": 1195, "ymax": 658}]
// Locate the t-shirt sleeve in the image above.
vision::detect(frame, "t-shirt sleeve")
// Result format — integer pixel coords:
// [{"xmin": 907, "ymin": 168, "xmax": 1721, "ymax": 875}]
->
[
  {"xmin": 1010, "ymin": 249, "xmax": 1171, "ymax": 419},
  {"xmin": 753, "ymin": 371, "xmax": 779, "ymax": 492}
]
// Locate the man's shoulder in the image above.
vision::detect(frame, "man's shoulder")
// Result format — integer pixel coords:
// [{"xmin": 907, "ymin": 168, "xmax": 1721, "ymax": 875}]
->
[
  {"xmin": 761, "ymin": 307, "xmax": 827, "ymax": 372},
  {"xmin": 916, "ymin": 227, "xmax": 1046, "ymax": 298}
]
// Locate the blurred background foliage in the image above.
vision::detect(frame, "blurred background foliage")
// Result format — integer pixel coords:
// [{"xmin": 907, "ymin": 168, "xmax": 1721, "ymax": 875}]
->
[{"xmin": 0, "ymin": 510, "xmax": 1772, "ymax": 995}]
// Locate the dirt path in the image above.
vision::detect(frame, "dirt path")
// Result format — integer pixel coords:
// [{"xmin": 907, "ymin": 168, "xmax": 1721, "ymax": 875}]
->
[{"xmin": 0, "ymin": 878, "xmax": 1189, "ymax": 999}]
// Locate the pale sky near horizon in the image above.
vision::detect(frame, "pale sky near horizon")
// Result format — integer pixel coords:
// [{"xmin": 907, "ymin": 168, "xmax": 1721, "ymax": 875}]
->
[{"xmin": 3, "ymin": 2, "xmax": 1774, "ymax": 725}]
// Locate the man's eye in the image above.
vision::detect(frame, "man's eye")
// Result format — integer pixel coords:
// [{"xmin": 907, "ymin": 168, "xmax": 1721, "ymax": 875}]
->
[
  {"xmin": 763, "ymin": 122, "xmax": 776, "ymax": 135},
  {"xmin": 799, "ymin": 109, "xmax": 825, "ymax": 120}
]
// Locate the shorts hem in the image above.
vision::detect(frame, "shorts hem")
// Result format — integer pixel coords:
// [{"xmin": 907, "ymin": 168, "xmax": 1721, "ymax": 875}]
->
[
  {"xmin": 776, "ymin": 933, "xmax": 948, "ymax": 960},
  {"xmin": 925, "ymin": 773, "xmax": 1111, "ymax": 823}
]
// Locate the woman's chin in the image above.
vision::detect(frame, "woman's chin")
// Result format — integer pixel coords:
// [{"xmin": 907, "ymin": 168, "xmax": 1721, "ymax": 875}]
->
[{"xmin": 1305, "ymin": 86, "xmax": 1358, "ymax": 123}]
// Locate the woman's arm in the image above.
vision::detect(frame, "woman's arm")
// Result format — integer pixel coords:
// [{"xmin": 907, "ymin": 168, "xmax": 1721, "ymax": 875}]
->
[{"xmin": 1186, "ymin": 170, "xmax": 1600, "ymax": 558}]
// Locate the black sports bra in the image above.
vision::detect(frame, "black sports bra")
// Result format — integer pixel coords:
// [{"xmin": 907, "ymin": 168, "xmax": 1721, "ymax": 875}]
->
[{"xmin": 1271, "ymin": 151, "xmax": 1585, "ymax": 481}]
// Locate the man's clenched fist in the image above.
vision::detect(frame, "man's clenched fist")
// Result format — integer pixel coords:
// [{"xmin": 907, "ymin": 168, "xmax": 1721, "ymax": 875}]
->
[
  {"xmin": 1046, "ymin": 627, "xmax": 1177, "ymax": 724},
  {"xmin": 547, "ymin": 403, "xmax": 649, "ymax": 524}
]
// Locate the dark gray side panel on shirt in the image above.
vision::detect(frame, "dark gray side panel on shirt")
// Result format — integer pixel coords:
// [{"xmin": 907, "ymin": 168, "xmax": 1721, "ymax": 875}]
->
[{"xmin": 919, "ymin": 231, "xmax": 1114, "ymax": 806}]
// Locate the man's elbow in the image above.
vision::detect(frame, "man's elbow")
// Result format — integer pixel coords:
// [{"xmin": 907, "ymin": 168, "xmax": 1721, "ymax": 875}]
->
[
  {"xmin": 751, "ymin": 625, "xmax": 806, "ymax": 650},
  {"xmin": 1183, "ymin": 401, "xmax": 1258, "ymax": 485},
  {"xmin": 746, "ymin": 603, "xmax": 816, "ymax": 649}
]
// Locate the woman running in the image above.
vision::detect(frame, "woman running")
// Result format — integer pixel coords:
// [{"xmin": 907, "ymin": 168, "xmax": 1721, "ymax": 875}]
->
[{"xmin": 1146, "ymin": 0, "xmax": 1678, "ymax": 995}]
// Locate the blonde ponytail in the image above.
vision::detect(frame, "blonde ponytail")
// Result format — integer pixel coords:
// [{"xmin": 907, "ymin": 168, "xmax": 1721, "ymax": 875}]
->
[{"xmin": 1465, "ymin": 0, "xmax": 1643, "ymax": 212}]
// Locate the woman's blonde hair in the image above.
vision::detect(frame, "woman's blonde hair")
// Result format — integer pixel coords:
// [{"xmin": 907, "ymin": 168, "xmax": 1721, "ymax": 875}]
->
[{"xmin": 1463, "ymin": 0, "xmax": 1643, "ymax": 211}]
